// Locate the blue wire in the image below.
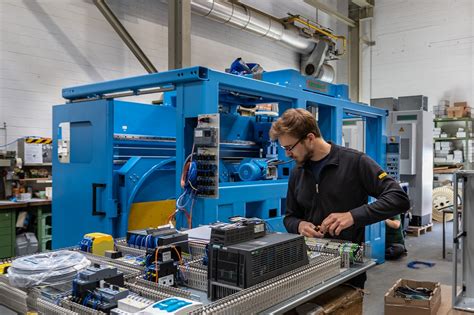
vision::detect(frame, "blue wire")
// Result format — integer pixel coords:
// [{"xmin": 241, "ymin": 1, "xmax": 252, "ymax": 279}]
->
[
  {"xmin": 0, "ymin": 137, "xmax": 25, "ymax": 148},
  {"xmin": 187, "ymin": 161, "xmax": 197, "ymax": 185},
  {"xmin": 136, "ymin": 235, "xmax": 143, "ymax": 248},
  {"xmin": 128, "ymin": 234, "xmax": 136, "ymax": 247},
  {"xmin": 177, "ymin": 160, "xmax": 198, "ymax": 210},
  {"xmin": 83, "ymin": 293, "xmax": 91, "ymax": 306}
]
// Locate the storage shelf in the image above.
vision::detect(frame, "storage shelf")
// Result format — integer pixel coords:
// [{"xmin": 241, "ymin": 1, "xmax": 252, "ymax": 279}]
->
[
  {"xmin": 23, "ymin": 163, "xmax": 52, "ymax": 166},
  {"xmin": 434, "ymin": 168, "xmax": 461, "ymax": 174},
  {"xmin": 433, "ymin": 137, "xmax": 474, "ymax": 141},
  {"xmin": 434, "ymin": 162, "xmax": 463, "ymax": 166},
  {"xmin": 434, "ymin": 117, "xmax": 474, "ymax": 122},
  {"xmin": 18, "ymin": 178, "xmax": 51, "ymax": 181}
]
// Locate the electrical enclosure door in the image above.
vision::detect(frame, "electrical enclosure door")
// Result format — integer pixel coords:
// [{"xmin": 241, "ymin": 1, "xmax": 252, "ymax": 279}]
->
[{"xmin": 52, "ymin": 100, "xmax": 116, "ymax": 249}]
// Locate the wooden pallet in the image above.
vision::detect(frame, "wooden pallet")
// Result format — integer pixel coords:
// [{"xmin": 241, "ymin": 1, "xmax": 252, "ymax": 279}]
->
[{"xmin": 406, "ymin": 223, "xmax": 433, "ymax": 237}]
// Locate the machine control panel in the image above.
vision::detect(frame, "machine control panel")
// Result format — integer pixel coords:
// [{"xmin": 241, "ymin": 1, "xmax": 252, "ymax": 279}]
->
[
  {"xmin": 194, "ymin": 114, "xmax": 219, "ymax": 198},
  {"xmin": 386, "ymin": 136, "xmax": 401, "ymax": 181},
  {"xmin": 389, "ymin": 113, "xmax": 417, "ymax": 175}
]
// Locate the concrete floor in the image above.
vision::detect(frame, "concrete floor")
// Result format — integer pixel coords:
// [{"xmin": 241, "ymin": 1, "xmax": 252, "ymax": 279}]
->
[{"xmin": 364, "ymin": 221, "xmax": 453, "ymax": 314}]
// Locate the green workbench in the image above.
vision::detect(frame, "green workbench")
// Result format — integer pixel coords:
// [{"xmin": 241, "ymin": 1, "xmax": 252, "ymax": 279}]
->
[{"xmin": 0, "ymin": 199, "xmax": 51, "ymax": 259}]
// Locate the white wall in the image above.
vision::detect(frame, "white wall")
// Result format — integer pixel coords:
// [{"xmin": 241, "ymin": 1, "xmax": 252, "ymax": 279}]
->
[
  {"xmin": 361, "ymin": 0, "xmax": 474, "ymax": 108},
  {"xmin": 0, "ymin": 0, "xmax": 346, "ymax": 149}
]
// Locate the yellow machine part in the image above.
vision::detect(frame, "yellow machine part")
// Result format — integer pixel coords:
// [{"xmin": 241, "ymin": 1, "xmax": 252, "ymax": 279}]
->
[
  {"xmin": 128, "ymin": 200, "xmax": 176, "ymax": 230},
  {"xmin": 84, "ymin": 232, "xmax": 114, "ymax": 256},
  {"xmin": 0, "ymin": 263, "xmax": 11, "ymax": 274}
]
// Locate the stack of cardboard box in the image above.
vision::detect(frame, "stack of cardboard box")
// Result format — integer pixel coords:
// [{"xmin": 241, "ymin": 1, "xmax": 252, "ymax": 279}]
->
[
  {"xmin": 433, "ymin": 100, "xmax": 449, "ymax": 118},
  {"xmin": 434, "ymin": 141, "xmax": 463, "ymax": 164},
  {"xmin": 447, "ymin": 102, "xmax": 472, "ymax": 118}
]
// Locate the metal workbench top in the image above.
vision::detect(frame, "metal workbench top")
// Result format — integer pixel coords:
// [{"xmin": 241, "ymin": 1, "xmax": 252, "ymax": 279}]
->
[{"xmin": 262, "ymin": 260, "xmax": 376, "ymax": 314}]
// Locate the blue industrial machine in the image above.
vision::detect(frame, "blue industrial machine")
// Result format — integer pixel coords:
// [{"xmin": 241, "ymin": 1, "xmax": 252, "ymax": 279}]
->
[{"xmin": 53, "ymin": 66, "xmax": 388, "ymax": 263}]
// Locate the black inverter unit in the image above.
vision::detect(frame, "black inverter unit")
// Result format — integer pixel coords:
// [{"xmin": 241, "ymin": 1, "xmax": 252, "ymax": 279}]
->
[
  {"xmin": 210, "ymin": 220, "xmax": 266, "ymax": 246},
  {"xmin": 208, "ymin": 233, "xmax": 309, "ymax": 300}
]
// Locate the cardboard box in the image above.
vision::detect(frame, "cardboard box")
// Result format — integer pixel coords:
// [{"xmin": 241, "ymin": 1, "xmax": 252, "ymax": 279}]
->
[
  {"xmin": 385, "ymin": 279, "xmax": 441, "ymax": 315},
  {"xmin": 305, "ymin": 284, "xmax": 364, "ymax": 315},
  {"xmin": 447, "ymin": 106, "xmax": 464, "ymax": 118},
  {"xmin": 454, "ymin": 101, "xmax": 468, "ymax": 108}
]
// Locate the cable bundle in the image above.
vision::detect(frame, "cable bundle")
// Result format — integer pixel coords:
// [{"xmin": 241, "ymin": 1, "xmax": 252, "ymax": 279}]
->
[
  {"xmin": 394, "ymin": 285, "xmax": 433, "ymax": 300},
  {"xmin": 169, "ymin": 152, "xmax": 198, "ymax": 228},
  {"xmin": 7, "ymin": 250, "xmax": 90, "ymax": 288}
]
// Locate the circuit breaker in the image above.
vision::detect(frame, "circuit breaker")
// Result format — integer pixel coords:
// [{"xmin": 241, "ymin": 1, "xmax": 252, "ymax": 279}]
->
[{"xmin": 194, "ymin": 114, "xmax": 220, "ymax": 198}]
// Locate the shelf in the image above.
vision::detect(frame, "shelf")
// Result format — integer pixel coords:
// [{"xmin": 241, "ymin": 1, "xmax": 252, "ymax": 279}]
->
[
  {"xmin": 0, "ymin": 159, "xmax": 12, "ymax": 167},
  {"xmin": 434, "ymin": 170, "xmax": 459, "ymax": 174},
  {"xmin": 434, "ymin": 162, "xmax": 463, "ymax": 166},
  {"xmin": 433, "ymin": 137, "xmax": 474, "ymax": 141},
  {"xmin": 19, "ymin": 178, "xmax": 51, "ymax": 181},
  {"xmin": 434, "ymin": 117, "xmax": 474, "ymax": 122},
  {"xmin": 433, "ymin": 166, "xmax": 462, "ymax": 174},
  {"xmin": 23, "ymin": 163, "xmax": 52, "ymax": 166}
]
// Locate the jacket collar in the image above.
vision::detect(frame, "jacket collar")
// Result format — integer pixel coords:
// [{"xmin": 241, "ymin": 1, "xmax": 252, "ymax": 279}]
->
[{"xmin": 300, "ymin": 141, "xmax": 340, "ymax": 169}]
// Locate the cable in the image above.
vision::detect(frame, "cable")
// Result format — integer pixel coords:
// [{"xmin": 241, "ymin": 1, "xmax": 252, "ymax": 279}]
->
[
  {"xmin": 144, "ymin": 235, "xmax": 150, "ymax": 252},
  {"xmin": 407, "ymin": 261, "xmax": 436, "ymax": 269},
  {"xmin": 83, "ymin": 292, "xmax": 92, "ymax": 306},
  {"xmin": 268, "ymin": 159, "xmax": 293, "ymax": 166},
  {"xmin": 171, "ymin": 245, "xmax": 183, "ymax": 265},
  {"xmin": 0, "ymin": 137, "xmax": 25, "ymax": 148},
  {"xmin": 7, "ymin": 250, "xmax": 90, "ymax": 288},
  {"xmin": 188, "ymin": 197, "xmax": 195, "ymax": 229},
  {"xmin": 153, "ymin": 246, "xmax": 165, "ymax": 284}
]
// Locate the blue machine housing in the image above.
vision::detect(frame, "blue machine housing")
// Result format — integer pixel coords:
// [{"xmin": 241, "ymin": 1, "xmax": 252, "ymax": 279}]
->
[
  {"xmin": 52, "ymin": 101, "xmax": 177, "ymax": 249},
  {"xmin": 54, "ymin": 66, "xmax": 388, "ymax": 263}
]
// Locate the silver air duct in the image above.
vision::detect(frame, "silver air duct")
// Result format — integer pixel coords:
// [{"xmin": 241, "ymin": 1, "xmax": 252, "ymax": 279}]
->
[
  {"xmin": 191, "ymin": 0, "xmax": 317, "ymax": 57},
  {"xmin": 191, "ymin": 0, "xmax": 334, "ymax": 82}
]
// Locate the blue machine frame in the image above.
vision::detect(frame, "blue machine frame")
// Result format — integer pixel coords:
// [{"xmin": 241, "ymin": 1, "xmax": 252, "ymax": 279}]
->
[{"xmin": 55, "ymin": 66, "xmax": 387, "ymax": 263}]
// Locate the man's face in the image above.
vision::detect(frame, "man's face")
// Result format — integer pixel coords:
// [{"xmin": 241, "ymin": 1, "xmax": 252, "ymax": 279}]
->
[{"xmin": 278, "ymin": 134, "xmax": 312, "ymax": 165}]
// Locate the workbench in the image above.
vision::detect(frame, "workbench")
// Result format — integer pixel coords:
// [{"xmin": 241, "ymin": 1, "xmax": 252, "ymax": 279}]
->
[{"xmin": 0, "ymin": 199, "xmax": 51, "ymax": 258}]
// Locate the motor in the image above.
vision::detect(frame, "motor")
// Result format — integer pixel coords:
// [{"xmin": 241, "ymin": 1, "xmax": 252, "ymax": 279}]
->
[{"xmin": 238, "ymin": 158, "xmax": 276, "ymax": 181}]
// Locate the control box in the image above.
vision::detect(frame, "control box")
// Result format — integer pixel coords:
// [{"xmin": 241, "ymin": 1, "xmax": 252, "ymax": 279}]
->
[
  {"xmin": 386, "ymin": 136, "xmax": 401, "ymax": 181},
  {"xmin": 194, "ymin": 114, "xmax": 219, "ymax": 198}
]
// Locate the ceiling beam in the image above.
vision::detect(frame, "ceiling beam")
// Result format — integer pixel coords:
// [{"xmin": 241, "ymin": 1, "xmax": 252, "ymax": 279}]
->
[{"xmin": 304, "ymin": 0, "xmax": 356, "ymax": 27}]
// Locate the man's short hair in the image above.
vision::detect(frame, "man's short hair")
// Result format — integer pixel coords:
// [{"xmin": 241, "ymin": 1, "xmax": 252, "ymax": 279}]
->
[{"xmin": 269, "ymin": 108, "xmax": 322, "ymax": 140}]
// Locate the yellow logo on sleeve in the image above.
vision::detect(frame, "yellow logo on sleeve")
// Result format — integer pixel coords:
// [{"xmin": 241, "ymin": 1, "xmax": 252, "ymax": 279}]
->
[{"xmin": 378, "ymin": 172, "xmax": 388, "ymax": 180}]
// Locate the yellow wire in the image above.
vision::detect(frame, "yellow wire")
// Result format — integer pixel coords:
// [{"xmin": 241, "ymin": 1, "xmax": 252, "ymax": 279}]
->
[{"xmin": 288, "ymin": 16, "xmax": 347, "ymax": 56}]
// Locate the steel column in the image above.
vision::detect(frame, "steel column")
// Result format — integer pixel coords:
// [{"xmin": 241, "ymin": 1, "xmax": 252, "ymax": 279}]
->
[{"xmin": 169, "ymin": 0, "xmax": 191, "ymax": 69}]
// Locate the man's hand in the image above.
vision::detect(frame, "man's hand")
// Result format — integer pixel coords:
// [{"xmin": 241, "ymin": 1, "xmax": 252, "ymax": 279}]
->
[
  {"xmin": 320, "ymin": 212, "xmax": 354, "ymax": 236},
  {"xmin": 385, "ymin": 218, "xmax": 401, "ymax": 229},
  {"xmin": 298, "ymin": 221, "xmax": 324, "ymax": 238}
]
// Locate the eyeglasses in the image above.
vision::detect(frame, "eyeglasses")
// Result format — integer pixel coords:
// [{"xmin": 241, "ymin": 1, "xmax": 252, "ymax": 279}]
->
[{"xmin": 280, "ymin": 136, "xmax": 306, "ymax": 152}]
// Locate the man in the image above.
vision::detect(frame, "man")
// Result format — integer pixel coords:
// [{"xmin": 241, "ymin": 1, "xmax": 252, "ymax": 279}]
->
[
  {"xmin": 385, "ymin": 215, "xmax": 407, "ymax": 260},
  {"xmin": 269, "ymin": 108, "xmax": 410, "ymax": 288}
]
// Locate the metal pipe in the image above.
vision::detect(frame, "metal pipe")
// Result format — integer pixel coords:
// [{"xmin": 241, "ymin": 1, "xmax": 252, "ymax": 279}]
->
[
  {"xmin": 93, "ymin": 0, "xmax": 158, "ymax": 73},
  {"xmin": 191, "ymin": 0, "xmax": 317, "ymax": 54}
]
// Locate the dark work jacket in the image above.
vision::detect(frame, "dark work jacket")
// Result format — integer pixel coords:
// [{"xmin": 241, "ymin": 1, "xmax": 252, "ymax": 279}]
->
[{"xmin": 284, "ymin": 143, "xmax": 410, "ymax": 245}]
